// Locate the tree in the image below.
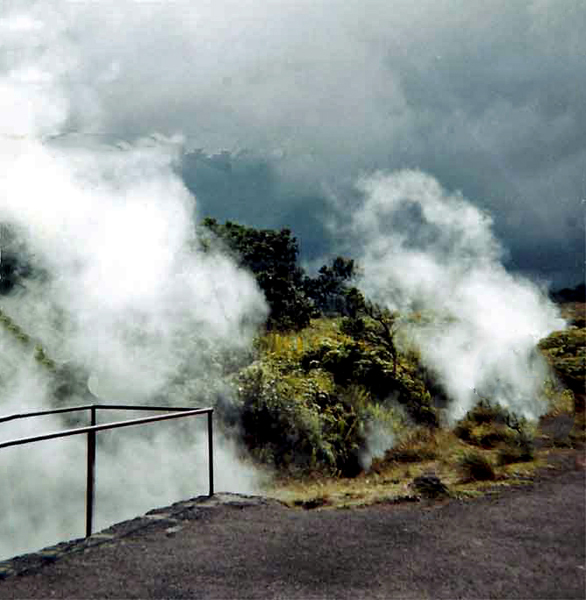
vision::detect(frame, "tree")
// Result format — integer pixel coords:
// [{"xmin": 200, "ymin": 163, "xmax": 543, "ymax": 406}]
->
[
  {"xmin": 340, "ymin": 295, "xmax": 399, "ymax": 377},
  {"xmin": 200, "ymin": 218, "xmax": 374, "ymax": 330},
  {"xmin": 200, "ymin": 218, "xmax": 313, "ymax": 330},
  {"xmin": 303, "ymin": 256, "xmax": 358, "ymax": 317}
]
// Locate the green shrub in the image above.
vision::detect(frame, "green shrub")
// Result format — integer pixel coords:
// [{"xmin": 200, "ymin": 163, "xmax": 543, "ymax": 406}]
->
[
  {"xmin": 539, "ymin": 329, "xmax": 586, "ymax": 412},
  {"xmin": 453, "ymin": 420, "xmax": 473, "ymax": 442},
  {"xmin": 236, "ymin": 363, "xmax": 335, "ymax": 472},
  {"xmin": 462, "ymin": 400, "xmax": 510, "ymax": 425},
  {"xmin": 234, "ymin": 356, "xmax": 406, "ymax": 477},
  {"xmin": 301, "ymin": 337, "xmax": 438, "ymax": 427},
  {"xmin": 385, "ymin": 447, "xmax": 438, "ymax": 463},
  {"xmin": 235, "ymin": 316, "xmax": 441, "ymax": 476},
  {"xmin": 458, "ymin": 451, "xmax": 496, "ymax": 481},
  {"xmin": 454, "ymin": 401, "xmax": 535, "ymax": 451},
  {"xmin": 497, "ymin": 444, "xmax": 534, "ymax": 465}
]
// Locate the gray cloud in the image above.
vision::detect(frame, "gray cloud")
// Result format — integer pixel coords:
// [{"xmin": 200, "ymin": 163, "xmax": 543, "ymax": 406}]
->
[{"xmin": 3, "ymin": 0, "xmax": 585, "ymax": 286}]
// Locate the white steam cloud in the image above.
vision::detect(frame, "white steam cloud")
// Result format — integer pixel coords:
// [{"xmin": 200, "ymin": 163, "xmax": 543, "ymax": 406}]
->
[
  {"xmin": 350, "ymin": 170, "xmax": 565, "ymax": 422},
  {"xmin": 0, "ymin": 3, "xmax": 267, "ymax": 559}
]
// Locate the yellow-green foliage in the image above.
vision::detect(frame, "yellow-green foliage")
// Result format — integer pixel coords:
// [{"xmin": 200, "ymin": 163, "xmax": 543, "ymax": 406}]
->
[
  {"xmin": 539, "ymin": 328, "xmax": 586, "ymax": 393},
  {"xmin": 300, "ymin": 320, "xmax": 437, "ymax": 425},
  {"xmin": 539, "ymin": 328, "xmax": 586, "ymax": 357},
  {"xmin": 458, "ymin": 451, "xmax": 496, "ymax": 481},
  {"xmin": 255, "ymin": 318, "xmax": 350, "ymax": 366},
  {"xmin": 235, "ymin": 361, "xmax": 338, "ymax": 472},
  {"xmin": 0, "ymin": 309, "xmax": 31, "ymax": 345},
  {"xmin": 34, "ymin": 345, "xmax": 56, "ymax": 370},
  {"xmin": 541, "ymin": 379, "xmax": 574, "ymax": 414},
  {"xmin": 236, "ymin": 317, "xmax": 438, "ymax": 476},
  {"xmin": 360, "ymin": 395, "xmax": 406, "ymax": 434},
  {"xmin": 539, "ymin": 326, "xmax": 585, "ymax": 435},
  {"xmin": 0, "ymin": 308, "xmax": 56, "ymax": 371},
  {"xmin": 453, "ymin": 400, "xmax": 535, "ymax": 466}
]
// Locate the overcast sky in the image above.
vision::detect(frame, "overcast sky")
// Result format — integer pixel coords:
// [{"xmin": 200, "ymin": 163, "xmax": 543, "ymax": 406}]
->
[{"xmin": 3, "ymin": 0, "xmax": 585, "ymax": 287}]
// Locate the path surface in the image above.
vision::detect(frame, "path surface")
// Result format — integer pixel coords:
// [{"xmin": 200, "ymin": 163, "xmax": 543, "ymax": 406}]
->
[{"xmin": 0, "ymin": 468, "xmax": 584, "ymax": 599}]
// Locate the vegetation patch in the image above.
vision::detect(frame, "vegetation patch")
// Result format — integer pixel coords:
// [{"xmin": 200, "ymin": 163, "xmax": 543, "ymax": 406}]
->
[
  {"xmin": 497, "ymin": 445, "xmax": 534, "ymax": 466},
  {"xmin": 232, "ymin": 312, "xmax": 441, "ymax": 477},
  {"xmin": 376, "ymin": 428, "xmax": 439, "ymax": 465},
  {"xmin": 454, "ymin": 401, "xmax": 536, "ymax": 453},
  {"xmin": 539, "ymin": 318, "xmax": 586, "ymax": 441},
  {"xmin": 458, "ymin": 451, "xmax": 496, "ymax": 482}
]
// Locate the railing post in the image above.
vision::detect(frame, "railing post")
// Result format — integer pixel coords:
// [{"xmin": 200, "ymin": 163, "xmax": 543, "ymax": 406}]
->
[
  {"xmin": 207, "ymin": 410, "xmax": 214, "ymax": 497},
  {"xmin": 85, "ymin": 405, "xmax": 96, "ymax": 537}
]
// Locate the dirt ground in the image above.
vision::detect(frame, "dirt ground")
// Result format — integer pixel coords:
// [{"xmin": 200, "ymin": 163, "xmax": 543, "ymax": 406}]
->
[{"xmin": 0, "ymin": 455, "xmax": 584, "ymax": 600}]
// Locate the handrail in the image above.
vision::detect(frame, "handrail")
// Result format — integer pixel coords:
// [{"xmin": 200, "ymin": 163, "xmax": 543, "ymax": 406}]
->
[
  {"xmin": 0, "ymin": 403, "xmax": 199, "ymax": 424},
  {"xmin": 0, "ymin": 407, "xmax": 212, "ymax": 448},
  {"xmin": 0, "ymin": 404, "xmax": 214, "ymax": 538},
  {"xmin": 0, "ymin": 404, "xmax": 98, "ymax": 424}
]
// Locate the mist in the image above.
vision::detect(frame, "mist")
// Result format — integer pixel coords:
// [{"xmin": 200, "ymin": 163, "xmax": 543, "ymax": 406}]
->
[
  {"xmin": 348, "ymin": 170, "xmax": 565, "ymax": 422},
  {"xmin": 0, "ymin": 3, "xmax": 271, "ymax": 559},
  {"xmin": 0, "ymin": 136, "xmax": 268, "ymax": 560},
  {"xmin": 0, "ymin": 140, "xmax": 267, "ymax": 560}
]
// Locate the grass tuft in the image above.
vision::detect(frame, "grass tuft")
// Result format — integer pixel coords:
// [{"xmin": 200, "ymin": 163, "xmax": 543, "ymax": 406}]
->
[{"xmin": 458, "ymin": 451, "xmax": 496, "ymax": 482}]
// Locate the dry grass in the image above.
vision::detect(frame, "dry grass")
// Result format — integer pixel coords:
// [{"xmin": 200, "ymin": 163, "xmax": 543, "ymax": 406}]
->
[
  {"xmin": 263, "ymin": 425, "xmax": 549, "ymax": 508},
  {"xmin": 256, "ymin": 318, "xmax": 350, "ymax": 362}
]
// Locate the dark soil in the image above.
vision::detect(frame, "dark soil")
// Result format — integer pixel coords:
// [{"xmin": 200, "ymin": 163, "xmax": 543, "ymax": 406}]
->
[{"xmin": 1, "ymin": 453, "xmax": 585, "ymax": 599}]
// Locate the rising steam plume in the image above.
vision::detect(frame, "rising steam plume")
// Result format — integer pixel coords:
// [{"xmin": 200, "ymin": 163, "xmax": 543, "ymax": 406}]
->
[
  {"xmin": 348, "ymin": 170, "xmax": 565, "ymax": 422},
  {"xmin": 0, "ymin": 5, "xmax": 268, "ymax": 559}
]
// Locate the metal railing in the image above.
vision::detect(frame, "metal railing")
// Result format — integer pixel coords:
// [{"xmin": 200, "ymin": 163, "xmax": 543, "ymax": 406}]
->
[{"xmin": 0, "ymin": 404, "xmax": 214, "ymax": 537}]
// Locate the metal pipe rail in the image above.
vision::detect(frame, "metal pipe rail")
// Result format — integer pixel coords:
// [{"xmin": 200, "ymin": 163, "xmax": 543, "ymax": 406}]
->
[{"xmin": 0, "ymin": 404, "xmax": 214, "ymax": 537}]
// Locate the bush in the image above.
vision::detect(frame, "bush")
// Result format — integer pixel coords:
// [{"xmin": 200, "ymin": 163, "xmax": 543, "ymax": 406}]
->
[
  {"xmin": 458, "ymin": 452, "xmax": 496, "ymax": 481},
  {"xmin": 236, "ymin": 316, "xmax": 441, "ymax": 476},
  {"xmin": 301, "ymin": 336, "xmax": 438, "ymax": 427},
  {"xmin": 235, "ymin": 361, "xmax": 394, "ymax": 476},
  {"xmin": 539, "ymin": 329, "xmax": 586, "ymax": 416},
  {"xmin": 453, "ymin": 420, "xmax": 473, "ymax": 442},
  {"xmin": 384, "ymin": 447, "xmax": 437, "ymax": 463},
  {"xmin": 457, "ymin": 400, "xmax": 510, "ymax": 427},
  {"xmin": 497, "ymin": 444, "xmax": 534, "ymax": 465},
  {"xmin": 454, "ymin": 401, "xmax": 535, "ymax": 451},
  {"xmin": 236, "ymin": 364, "xmax": 335, "ymax": 472},
  {"xmin": 382, "ymin": 428, "xmax": 438, "ymax": 464}
]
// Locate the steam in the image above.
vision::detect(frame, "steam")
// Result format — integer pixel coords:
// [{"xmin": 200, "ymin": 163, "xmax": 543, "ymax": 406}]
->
[
  {"xmin": 0, "ymin": 4, "xmax": 267, "ymax": 559},
  {"xmin": 349, "ymin": 170, "xmax": 565, "ymax": 422},
  {"xmin": 360, "ymin": 422, "xmax": 397, "ymax": 472}
]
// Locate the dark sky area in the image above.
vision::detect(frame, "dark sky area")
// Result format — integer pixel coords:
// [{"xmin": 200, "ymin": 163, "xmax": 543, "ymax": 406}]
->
[{"xmin": 3, "ymin": 0, "xmax": 585, "ymax": 287}]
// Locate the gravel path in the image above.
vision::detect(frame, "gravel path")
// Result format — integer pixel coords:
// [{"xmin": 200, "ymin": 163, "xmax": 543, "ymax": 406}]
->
[{"xmin": 0, "ymin": 467, "xmax": 584, "ymax": 599}]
